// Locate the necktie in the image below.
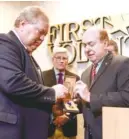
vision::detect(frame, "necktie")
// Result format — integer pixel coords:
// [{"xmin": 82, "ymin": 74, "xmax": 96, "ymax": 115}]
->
[
  {"xmin": 57, "ymin": 72, "xmax": 63, "ymax": 84},
  {"xmin": 91, "ymin": 64, "xmax": 97, "ymax": 81}
]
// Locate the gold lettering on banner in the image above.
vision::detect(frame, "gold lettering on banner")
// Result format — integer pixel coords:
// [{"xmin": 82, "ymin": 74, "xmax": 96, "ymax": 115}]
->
[
  {"xmin": 58, "ymin": 24, "xmax": 66, "ymax": 43},
  {"xmin": 48, "ymin": 25, "xmax": 58, "ymax": 45},
  {"xmin": 65, "ymin": 23, "xmax": 80, "ymax": 42},
  {"xmin": 47, "ymin": 13, "xmax": 129, "ymax": 65}
]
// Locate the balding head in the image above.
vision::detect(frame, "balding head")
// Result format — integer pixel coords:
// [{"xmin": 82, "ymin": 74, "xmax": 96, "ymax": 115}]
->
[
  {"xmin": 82, "ymin": 26, "xmax": 109, "ymax": 43},
  {"xmin": 82, "ymin": 26, "xmax": 109, "ymax": 64}
]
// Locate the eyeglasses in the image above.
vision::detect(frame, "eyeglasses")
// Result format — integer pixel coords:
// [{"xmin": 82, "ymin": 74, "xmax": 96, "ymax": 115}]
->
[{"xmin": 54, "ymin": 56, "xmax": 68, "ymax": 61}]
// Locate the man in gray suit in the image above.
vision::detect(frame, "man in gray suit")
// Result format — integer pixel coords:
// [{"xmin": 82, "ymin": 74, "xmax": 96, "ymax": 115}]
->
[
  {"xmin": 42, "ymin": 47, "xmax": 80, "ymax": 139},
  {"xmin": 74, "ymin": 26, "xmax": 129, "ymax": 139}
]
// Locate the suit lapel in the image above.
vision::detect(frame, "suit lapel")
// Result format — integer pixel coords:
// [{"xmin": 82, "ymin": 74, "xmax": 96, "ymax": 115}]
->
[
  {"xmin": 30, "ymin": 56, "xmax": 44, "ymax": 84},
  {"xmin": 86, "ymin": 66, "xmax": 92, "ymax": 88},
  {"xmin": 90, "ymin": 53, "xmax": 113, "ymax": 89},
  {"xmin": 8, "ymin": 31, "xmax": 26, "ymax": 52},
  {"xmin": 65, "ymin": 70, "xmax": 70, "ymax": 76},
  {"xmin": 50, "ymin": 69, "xmax": 57, "ymax": 85}
]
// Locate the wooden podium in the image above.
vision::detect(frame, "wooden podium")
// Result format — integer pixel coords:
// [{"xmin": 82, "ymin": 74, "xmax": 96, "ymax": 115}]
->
[{"xmin": 102, "ymin": 107, "xmax": 129, "ymax": 139}]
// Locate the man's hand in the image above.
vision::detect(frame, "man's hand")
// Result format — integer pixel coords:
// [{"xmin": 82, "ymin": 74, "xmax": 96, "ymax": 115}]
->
[
  {"xmin": 52, "ymin": 84, "xmax": 68, "ymax": 101},
  {"xmin": 53, "ymin": 114, "xmax": 69, "ymax": 127},
  {"xmin": 74, "ymin": 80, "xmax": 90, "ymax": 102}
]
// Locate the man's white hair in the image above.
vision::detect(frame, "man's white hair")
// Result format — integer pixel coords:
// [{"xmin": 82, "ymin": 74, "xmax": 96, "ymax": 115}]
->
[{"xmin": 52, "ymin": 47, "xmax": 68, "ymax": 57}]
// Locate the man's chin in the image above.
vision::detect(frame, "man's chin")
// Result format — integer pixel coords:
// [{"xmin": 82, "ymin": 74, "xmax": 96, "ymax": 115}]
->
[
  {"xmin": 58, "ymin": 68, "xmax": 65, "ymax": 71},
  {"xmin": 89, "ymin": 58, "xmax": 96, "ymax": 63},
  {"xmin": 34, "ymin": 42, "xmax": 42, "ymax": 47},
  {"xmin": 27, "ymin": 48, "xmax": 36, "ymax": 55}
]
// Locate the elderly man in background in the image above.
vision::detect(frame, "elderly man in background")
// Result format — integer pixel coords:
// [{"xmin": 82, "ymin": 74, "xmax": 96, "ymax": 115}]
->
[
  {"xmin": 107, "ymin": 39, "xmax": 119, "ymax": 55},
  {"xmin": 0, "ymin": 6, "xmax": 68, "ymax": 139},
  {"xmin": 74, "ymin": 26, "xmax": 129, "ymax": 139},
  {"xmin": 42, "ymin": 47, "xmax": 80, "ymax": 139}
]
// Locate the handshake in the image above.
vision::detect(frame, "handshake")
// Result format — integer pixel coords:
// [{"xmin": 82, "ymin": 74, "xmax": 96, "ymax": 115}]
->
[{"xmin": 52, "ymin": 80, "xmax": 90, "ymax": 102}]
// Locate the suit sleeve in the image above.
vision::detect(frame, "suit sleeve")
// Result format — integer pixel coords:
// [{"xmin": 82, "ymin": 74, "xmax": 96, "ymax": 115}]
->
[
  {"xmin": 90, "ymin": 58, "xmax": 129, "ymax": 113},
  {"xmin": 0, "ymin": 40, "xmax": 56, "ymax": 105}
]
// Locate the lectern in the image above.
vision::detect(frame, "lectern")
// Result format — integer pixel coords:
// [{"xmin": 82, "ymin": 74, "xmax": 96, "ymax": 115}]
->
[{"xmin": 103, "ymin": 107, "xmax": 129, "ymax": 139}]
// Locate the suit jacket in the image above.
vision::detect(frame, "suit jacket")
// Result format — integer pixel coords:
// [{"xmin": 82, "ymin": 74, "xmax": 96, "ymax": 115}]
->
[
  {"xmin": 0, "ymin": 31, "xmax": 55, "ymax": 139},
  {"xmin": 81, "ymin": 52, "xmax": 129, "ymax": 139},
  {"xmin": 42, "ymin": 68, "xmax": 80, "ymax": 137}
]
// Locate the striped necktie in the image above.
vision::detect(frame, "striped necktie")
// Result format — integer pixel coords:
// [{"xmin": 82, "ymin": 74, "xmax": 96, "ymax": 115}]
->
[{"xmin": 91, "ymin": 64, "xmax": 97, "ymax": 81}]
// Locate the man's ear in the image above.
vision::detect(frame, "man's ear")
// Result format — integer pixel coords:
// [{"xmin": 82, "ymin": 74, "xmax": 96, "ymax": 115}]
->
[
  {"xmin": 52, "ymin": 56, "xmax": 54, "ymax": 62},
  {"xmin": 19, "ymin": 20, "xmax": 28, "ymax": 27}
]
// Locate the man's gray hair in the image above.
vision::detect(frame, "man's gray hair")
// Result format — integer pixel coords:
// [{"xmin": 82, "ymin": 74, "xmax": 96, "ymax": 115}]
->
[
  {"xmin": 52, "ymin": 47, "xmax": 68, "ymax": 57},
  {"xmin": 14, "ymin": 6, "xmax": 49, "ymax": 27}
]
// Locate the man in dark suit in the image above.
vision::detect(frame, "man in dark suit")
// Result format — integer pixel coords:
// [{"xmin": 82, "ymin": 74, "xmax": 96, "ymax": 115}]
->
[
  {"xmin": 0, "ymin": 6, "xmax": 68, "ymax": 139},
  {"xmin": 42, "ymin": 47, "xmax": 80, "ymax": 139},
  {"xmin": 74, "ymin": 26, "xmax": 129, "ymax": 139}
]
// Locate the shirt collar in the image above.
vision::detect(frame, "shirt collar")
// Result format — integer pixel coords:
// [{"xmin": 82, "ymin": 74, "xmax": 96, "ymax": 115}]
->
[
  {"xmin": 12, "ymin": 29, "xmax": 27, "ymax": 49},
  {"xmin": 54, "ymin": 68, "xmax": 65, "ymax": 76}
]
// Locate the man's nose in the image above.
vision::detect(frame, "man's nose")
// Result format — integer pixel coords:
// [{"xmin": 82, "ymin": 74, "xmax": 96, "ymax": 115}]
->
[
  {"xmin": 40, "ymin": 35, "xmax": 45, "ymax": 41},
  {"xmin": 85, "ymin": 45, "xmax": 91, "ymax": 52},
  {"xmin": 60, "ymin": 58, "xmax": 65, "ymax": 62}
]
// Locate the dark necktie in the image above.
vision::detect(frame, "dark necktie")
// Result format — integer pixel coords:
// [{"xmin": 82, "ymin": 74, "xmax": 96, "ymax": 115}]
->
[
  {"xmin": 57, "ymin": 72, "xmax": 63, "ymax": 84},
  {"xmin": 91, "ymin": 64, "xmax": 97, "ymax": 82}
]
